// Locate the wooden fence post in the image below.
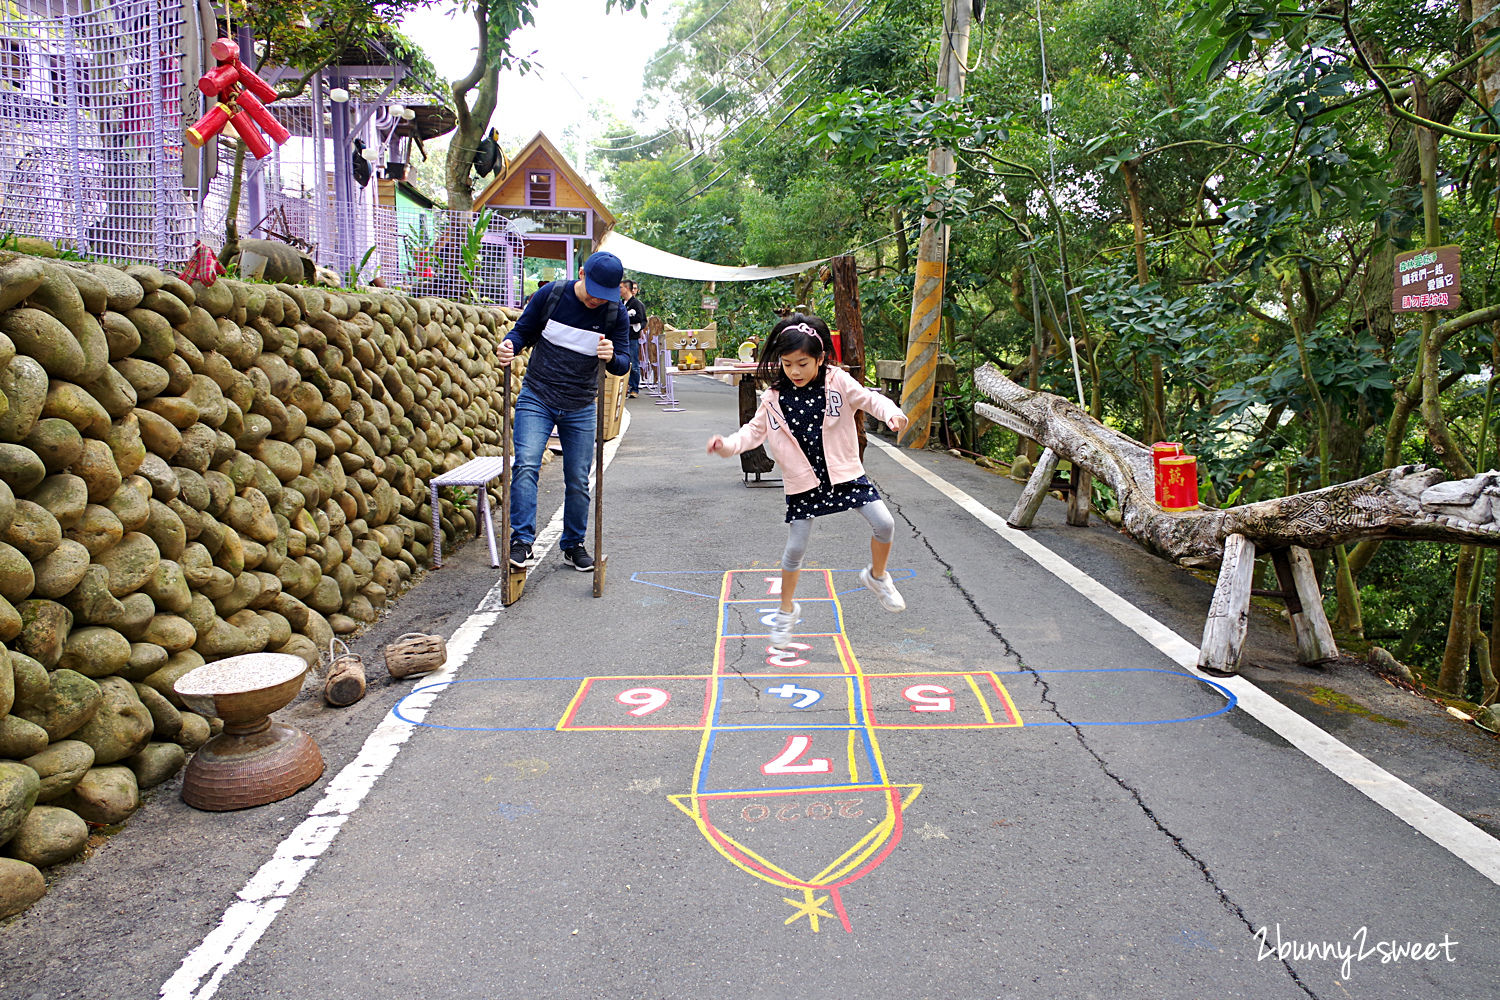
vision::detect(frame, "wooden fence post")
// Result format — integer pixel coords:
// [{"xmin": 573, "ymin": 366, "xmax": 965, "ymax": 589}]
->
[
  {"xmin": 1288, "ymin": 545, "xmax": 1338, "ymax": 664},
  {"xmin": 829, "ymin": 254, "xmax": 869, "ymax": 460},
  {"xmin": 1198, "ymin": 533, "xmax": 1256, "ymax": 675},
  {"xmin": 1008, "ymin": 447, "xmax": 1060, "ymax": 529}
]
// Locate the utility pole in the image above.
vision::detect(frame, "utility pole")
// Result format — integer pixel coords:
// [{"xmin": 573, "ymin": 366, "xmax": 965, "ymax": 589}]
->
[{"xmin": 898, "ymin": 0, "xmax": 972, "ymax": 449}]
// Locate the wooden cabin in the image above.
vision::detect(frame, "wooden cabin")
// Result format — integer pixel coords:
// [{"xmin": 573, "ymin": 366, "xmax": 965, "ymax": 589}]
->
[{"xmin": 472, "ymin": 132, "xmax": 616, "ymax": 292}]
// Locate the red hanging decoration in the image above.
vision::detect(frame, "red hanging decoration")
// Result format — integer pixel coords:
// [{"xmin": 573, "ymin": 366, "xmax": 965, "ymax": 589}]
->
[
  {"xmin": 180, "ymin": 240, "xmax": 226, "ymax": 287},
  {"xmin": 185, "ymin": 38, "xmax": 290, "ymax": 159}
]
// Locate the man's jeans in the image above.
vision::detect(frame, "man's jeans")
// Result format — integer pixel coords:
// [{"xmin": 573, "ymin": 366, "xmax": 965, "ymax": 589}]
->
[
  {"xmin": 509, "ymin": 386, "xmax": 596, "ymax": 551},
  {"xmin": 627, "ymin": 338, "xmax": 641, "ymax": 392}
]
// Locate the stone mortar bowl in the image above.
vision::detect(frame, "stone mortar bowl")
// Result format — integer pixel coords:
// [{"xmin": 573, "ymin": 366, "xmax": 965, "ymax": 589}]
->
[{"xmin": 174, "ymin": 653, "xmax": 310, "ymax": 730}]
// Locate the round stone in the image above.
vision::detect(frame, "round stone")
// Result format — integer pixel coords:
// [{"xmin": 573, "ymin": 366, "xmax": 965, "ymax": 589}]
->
[
  {"xmin": 127, "ymin": 742, "xmax": 186, "ymax": 790},
  {"xmin": 0, "ymin": 856, "xmax": 46, "ymax": 918},
  {"xmin": 22, "ymin": 740, "xmax": 95, "ymax": 802},
  {"xmin": 3, "ymin": 805, "xmax": 88, "ymax": 867},
  {"xmin": 53, "ymin": 765, "xmax": 139, "ymax": 825}
]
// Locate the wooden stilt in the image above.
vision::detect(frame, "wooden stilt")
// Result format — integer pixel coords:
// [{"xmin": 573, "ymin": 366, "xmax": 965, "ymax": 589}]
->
[
  {"xmin": 1007, "ymin": 447, "xmax": 1060, "ymax": 529},
  {"xmin": 1288, "ymin": 545, "xmax": 1338, "ymax": 663},
  {"xmin": 593, "ymin": 360, "xmax": 608, "ymax": 599},
  {"xmin": 1198, "ymin": 533, "xmax": 1256, "ymax": 676},
  {"xmin": 499, "ymin": 365, "xmax": 525, "ymax": 606}
]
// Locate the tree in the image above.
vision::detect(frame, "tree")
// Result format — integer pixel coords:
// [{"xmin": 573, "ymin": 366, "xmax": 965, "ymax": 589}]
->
[
  {"xmin": 230, "ymin": 0, "xmax": 438, "ymax": 101},
  {"xmin": 442, "ymin": 1, "xmax": 646, "ymax": 210}
]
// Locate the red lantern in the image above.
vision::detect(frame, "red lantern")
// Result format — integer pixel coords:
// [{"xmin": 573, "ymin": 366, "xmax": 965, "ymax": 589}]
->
[
  {"xmin": 1159, "ymin": 455, "xmax": 1200, "ymax": 512},
  {"xmin": 185, "ymin": 38, "xmax": 288, "ymax": 159},
  {"xmin": 1151, "ymin": 441, "xmax": 1181, "ymax": 504}
]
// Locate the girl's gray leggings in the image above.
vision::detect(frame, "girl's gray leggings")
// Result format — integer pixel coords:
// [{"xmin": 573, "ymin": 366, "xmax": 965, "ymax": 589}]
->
[{"xmin": 782, "ymin": 500, "xmax": 895, "ymax": 572}]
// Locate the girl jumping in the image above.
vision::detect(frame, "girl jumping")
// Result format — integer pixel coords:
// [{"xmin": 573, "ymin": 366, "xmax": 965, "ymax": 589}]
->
[{"xmin": 706, "ymin": 313, "xmax": 910, "ymax": 645}]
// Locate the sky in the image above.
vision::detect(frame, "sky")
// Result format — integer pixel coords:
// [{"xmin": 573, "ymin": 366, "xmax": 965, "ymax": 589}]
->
[{"xmin": 399, "ymin": 0, "xmax": 679, "ymax": 171}]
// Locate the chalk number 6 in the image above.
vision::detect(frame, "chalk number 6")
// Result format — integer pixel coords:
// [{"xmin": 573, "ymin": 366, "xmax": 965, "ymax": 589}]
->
[{"xmin": 617, "ymin": 687, "xmax": 670, "ymax": 717}]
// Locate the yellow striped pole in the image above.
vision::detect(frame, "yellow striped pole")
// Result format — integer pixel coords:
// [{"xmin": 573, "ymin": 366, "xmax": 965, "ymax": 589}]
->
[
  {"xmin": 897, "ymin": 0, "xmax": 968, "ymax": 450},
  {"xmin": 898, "ymin": 258, "xmax": 946, "ymax": 448}
]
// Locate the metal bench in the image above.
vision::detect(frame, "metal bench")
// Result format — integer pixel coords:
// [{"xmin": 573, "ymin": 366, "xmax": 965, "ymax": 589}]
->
[{"xmin": 429, "ymin": 456, "xmax": 509, "ymax": 569}]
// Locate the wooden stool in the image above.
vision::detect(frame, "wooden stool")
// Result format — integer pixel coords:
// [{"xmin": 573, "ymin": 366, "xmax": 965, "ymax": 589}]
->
[{"xmin": 429, "ymin": 456, "xmax": 509, "ymax": 568}]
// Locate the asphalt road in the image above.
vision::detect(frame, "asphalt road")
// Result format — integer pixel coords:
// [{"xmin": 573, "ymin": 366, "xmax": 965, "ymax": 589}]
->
[{"xmin": 3, "ymin": 375, "xmax": 1498, "ymax": 1000}]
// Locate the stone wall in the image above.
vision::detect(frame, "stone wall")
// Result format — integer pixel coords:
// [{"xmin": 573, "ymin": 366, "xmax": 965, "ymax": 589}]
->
[{"xmin": 0, "ymin": 252, "xmax": 521, "ymax": 917}]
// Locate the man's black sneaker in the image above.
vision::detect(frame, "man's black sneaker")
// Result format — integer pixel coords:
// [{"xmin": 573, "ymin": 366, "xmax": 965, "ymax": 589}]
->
[
  {"xmin": 562, "ymin": 546, "xmax": 595, "ymax": 571},
  {"xmin": 508, "ymin": 542, "xmax": 532, "ymax": 569}
]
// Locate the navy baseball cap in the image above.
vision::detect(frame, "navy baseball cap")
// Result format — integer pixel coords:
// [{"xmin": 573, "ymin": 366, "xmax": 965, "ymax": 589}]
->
[{"xmin": 582, "ymin": 252, "xmax": 624, "ymax": 302}]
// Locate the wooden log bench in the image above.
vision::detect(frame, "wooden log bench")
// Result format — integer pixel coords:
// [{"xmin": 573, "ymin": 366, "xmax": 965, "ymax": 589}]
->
[
  {"xmin": 974, "ymin": 386, "xmax": 1342, "ymax": 676},
  {"xmin": 976, "ymin": 402, "xmax": 1092, "ymax": 529}
]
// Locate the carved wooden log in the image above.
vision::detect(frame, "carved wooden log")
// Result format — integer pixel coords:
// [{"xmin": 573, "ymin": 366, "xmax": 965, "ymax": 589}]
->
[
  {"xmin": 1199, "ymin": 533, "xmax": 1257, "ymax": 675},
  {"xmin": 1008, "ymin": 447, "xmax": 1060, "ymax": 529},
  {"xmin": 384, "ymin": 632, "xmax": 447, "ymax": 679},
  {"xmin": 974, "ymin": 364, "xmax": 1500, "ymax": 568}
]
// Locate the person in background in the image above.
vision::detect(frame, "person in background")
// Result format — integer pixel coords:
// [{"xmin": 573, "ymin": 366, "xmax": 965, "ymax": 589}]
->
[
  {"xmin": 497, "ymin": 251, "xmax": 630, "ymax": 572},
  {"xmin": 622, "ymin": 280, "xmax": 647, "ymax": 398}
]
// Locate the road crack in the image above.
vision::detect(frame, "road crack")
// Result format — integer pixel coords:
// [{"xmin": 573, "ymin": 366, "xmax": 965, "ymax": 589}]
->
[{"xmin": 885, "ymin": 491, "xmax": 1321, "ymax": 999}]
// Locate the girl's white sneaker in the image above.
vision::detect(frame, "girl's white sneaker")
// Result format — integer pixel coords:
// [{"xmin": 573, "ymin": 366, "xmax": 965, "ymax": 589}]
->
[
  {"xmin": 768, "ymin": 603, "xmax": 801, "ymax": 645},
  {"xmin": 859, "ymin": 566, "xmax": 906, "ymax": 612}
]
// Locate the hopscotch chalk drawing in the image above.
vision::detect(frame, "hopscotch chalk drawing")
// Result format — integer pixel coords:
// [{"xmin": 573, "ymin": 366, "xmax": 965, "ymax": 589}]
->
[{"xmin": 396, "ymin": 568, "xmax": 1235, "ymax": 933}]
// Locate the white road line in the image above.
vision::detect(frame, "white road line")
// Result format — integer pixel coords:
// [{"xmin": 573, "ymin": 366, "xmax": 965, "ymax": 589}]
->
[
  {"xmin": 162, "ymin": 409, "xmax": 634, "ymax": 1000},
  {"xmin": 871, "ymin": 439, "xmax": 1500, "ymax": 886}
]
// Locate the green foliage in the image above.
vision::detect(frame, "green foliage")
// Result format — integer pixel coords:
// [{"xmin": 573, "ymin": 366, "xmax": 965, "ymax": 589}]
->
[
  {"xmin": 459, "ymin": 209, "xmax": 493, "ymax": 301},
  {"xmin": 441, "ymin": 486, "xmax": 474, "ymax": 507},
  {"xmin": 588, "ymin": 0, "xmax": 1500, "ymax": 689},
  {"xmin": 346, "ymin": 245, "xmax": 379, "ymax": 289},
  {"xmin": 228, "ymin": 0, "xmax": 438, "ymax": 96}
]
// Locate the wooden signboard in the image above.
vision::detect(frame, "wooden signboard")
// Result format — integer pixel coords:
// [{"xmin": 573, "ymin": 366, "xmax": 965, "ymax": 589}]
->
[
  {"xmin": 662, "ymin": 321, "xmax": 718, "ymax": 350},
  {"xmin": 1392, "ymin": 245, "xmax": 1461, "ymax": 312}
]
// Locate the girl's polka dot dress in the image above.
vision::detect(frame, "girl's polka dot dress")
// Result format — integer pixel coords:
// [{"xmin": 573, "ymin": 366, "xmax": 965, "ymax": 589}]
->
[{"xmin": 779, "ymin": 377, "xmax": 879, "ymax": 523}]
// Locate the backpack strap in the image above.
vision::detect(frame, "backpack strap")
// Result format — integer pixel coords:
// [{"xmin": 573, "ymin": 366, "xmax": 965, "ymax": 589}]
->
[{"xmin": 543, "ymin": 279, "xmax": 567, "ymax": 319}]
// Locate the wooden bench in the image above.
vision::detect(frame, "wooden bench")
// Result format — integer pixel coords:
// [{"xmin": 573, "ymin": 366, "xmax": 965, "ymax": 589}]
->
[{"xmin": 429, "ymin": 456, "xmax": 509, "ymax": 569}]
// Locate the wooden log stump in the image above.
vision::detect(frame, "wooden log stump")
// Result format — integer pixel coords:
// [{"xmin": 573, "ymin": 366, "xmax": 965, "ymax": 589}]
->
[
  {"xmin": 384, "ymin": 632, "xmax": 447, "ymax": 679},
  {"xmin": 1008, "ymin": 447, "xmax": 1060, "ymax": 529},
  {"xmin": 1198, "ymin": 533, "xmax": 1256, "ymax": 676},
  {"xmin": 323, "ymin": 638, "xmax": 367, "ymax": 707}
]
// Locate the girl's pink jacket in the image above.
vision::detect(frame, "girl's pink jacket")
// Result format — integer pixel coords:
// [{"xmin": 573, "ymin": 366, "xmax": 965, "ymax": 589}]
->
[{"xmin": 716, "ymin": 366, "xmax": 904, "ymax": 495}]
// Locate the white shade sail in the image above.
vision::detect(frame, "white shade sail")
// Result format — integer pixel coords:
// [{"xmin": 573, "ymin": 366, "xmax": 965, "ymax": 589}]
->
[{"xmin": 596, "ymin": 230, "xmax": 829, "ymax": 282}]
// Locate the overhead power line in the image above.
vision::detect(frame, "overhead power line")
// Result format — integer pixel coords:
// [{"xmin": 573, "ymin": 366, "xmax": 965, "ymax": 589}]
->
[
  {"xmin": 670, "ymin": 0, "xmax": 870, "ymax": 172},
  {"xmin": 669, "ymin": 0, "xmax": 873, "ymax": 201},
  {"xmin": 592, "ymin": 0, "xmax": 822, "ymax": 151}
]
